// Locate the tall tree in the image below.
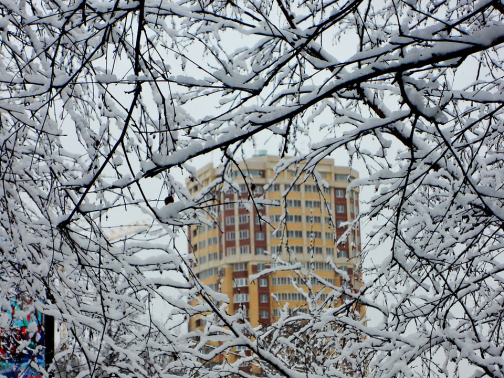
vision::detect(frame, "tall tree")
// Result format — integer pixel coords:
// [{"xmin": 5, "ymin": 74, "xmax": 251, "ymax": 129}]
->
[{"xmin": 1, "ymin": 0, "xmax": 504, "ymax": 377}]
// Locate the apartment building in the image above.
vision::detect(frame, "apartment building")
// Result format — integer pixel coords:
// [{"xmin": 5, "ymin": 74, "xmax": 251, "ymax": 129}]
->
[{"xmin": 187, "ymin": 154, "xmax": 362, "ymax": 367}]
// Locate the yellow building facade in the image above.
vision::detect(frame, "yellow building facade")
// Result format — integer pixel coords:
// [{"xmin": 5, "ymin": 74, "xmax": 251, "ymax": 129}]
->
[{"xmin": 187, "ymin": 155, "xmax": 362, "ymax": 370}]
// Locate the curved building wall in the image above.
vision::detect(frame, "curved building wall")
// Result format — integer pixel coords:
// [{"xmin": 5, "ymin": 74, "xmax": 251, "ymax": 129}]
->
[{"xmin": 187, "ymin": 155, "xmax": 362, "ymax": 340}]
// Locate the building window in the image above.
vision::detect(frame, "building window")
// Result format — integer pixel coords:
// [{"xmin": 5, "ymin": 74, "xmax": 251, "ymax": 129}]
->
[
  {"xmin": 288, "ymin": 246, "xmax": 303, "ymax": 254},
  {"xmin": 239, "ymin": 184, "xmax": 248, "ymax": 193},
  {"xmin": 239, "ymin": 215, "xmax": 249, "ymax": 224},
  {"xmin": 234, "ymin": 278, "xmax": 248, "ymax": 287},
  {"xmin": 271, "ymin": 276, "xmax": 335, "ymax": 286},
  {"xmin": 249, "ymin": 170, "xmax": 265, "ymax": 177},
  {"xmin": 233, "ymin": 262, "xmax": 248, "ymax": 271},
  {"xmin": 254, "ymin": 185, "xmax": 263, "ymax": 194},
  {"xmin": 257, "ymin": 263, "xmax": 265, "ymax": 271},
  {"xmin": 239, "ymin": 230, "xmax": 249, "ymax": 239},
  {"xmin": 208, "ymin": 236, "xmax": 218, "ymax": 246},
  {"xmin": 338, "ymin": 250, "xmax": 349, "ymax": 258},
  {"xmin": 240, "ymin": 245, "xmax": 250, "ymax": 254},
  {"xmin": 233, "ymin": 170, "xmax": 246, "ymax": 177},
  {"xmin": 226, "ymin": 232, "xmax": 236, "ymax": 241},
  {"xmin": 236, "ymin": 345, "xmax": 247, "ymax": 351},
  {"xmin": 305, "ymin": 200, "xmax": 321, "ymax": 208},
  {"xmin": 335, "ymin": 188, "xmax": 345, "ymax": 198},
  {"xmin": 256, "ymin": 232, "xmax": 265, "ymax": 241},
  {"xmin": 336, "ymin": 205, "xmax": 345, "ymax": 213},
  {"xmin": 325, "ymin": 232, "xmax": 333, "ymax": 240},
  {"xmin": 286, "ymin": 199, "xmax": 302, "ymax": 207},
  {"xmin": 234, "ymin": 294, "xmax": 249, "ymax": 303},
  {"xmin": 306, "ymin": 215, "xmax": 321, "ymax": 223},
  {"xmin": 326, "ymin": 248, "xmax": 333, "ymax": 255},
  {"xmin": 305, "ymin": 185, "xmax": 317, "ymax": 193},
  {"xmin": 256, "ymin": 247, "xmax": 265, "ymax": 255},
  {"xmin": 272, "ymin": 277, "xmax": 286, "ymax": 286},
  {"xmin": 225, "ymin": 216, "xmax": 235, "ymax": 225},
  {"xmin": 260, "ymin": 294, "xmax": 268, "ymax": 303},
  {"xmin": 225, "ymin": 202, "xmax": 234, "ymax": 210},
  {"xmin": 306, "ymin": 231, "xmax": 322, "ymax": 238},
  {"xmin": 274, "ymin": 292, "xmax": 305, "ymax": 301},
  {"xmin": 208, "ymin": 252, "xmax": 218, "ymax": 261},
  {"xmin": 259, "ymin": 278, "xmax": 268, "ymax": 287},
  {"xmin": 198, "ymin": 240, "xmax": 206, "ymax": 249},
  {"xmin": 198, "ymin": 267, "xmax": 219, "ymax": 279},
  {"xmin": 286, "ymin": 215, "xmax": 302, "ymax": 223},
  {"xmin": 272, "ymin": 184, "xmax": 280, "ymax": 191},
  {"xmin": 260, "ymin": 310, "xmax": 269, "ymax": 319},
  {"xmin": 335, "ymin": 174, "xmax": 347, "ymax": 181},
  {"xmin": 227, "ymin": 247, "xmax": 236, "ymax": 255},
  {"xmin": 286, "ymin": 230, "xmax": 303, "ymax": 238},
  {"xmin": 199, "ymin": 255, "xmax": 207, "ymax": 264},
  {"xmin": 270, "ymin": 246, "xmax": 282, "ymax": 254}
]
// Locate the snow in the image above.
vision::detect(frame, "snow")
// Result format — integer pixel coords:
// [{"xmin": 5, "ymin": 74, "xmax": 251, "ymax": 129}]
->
[{"xmin": 1, "ymin": 0, "xmax": 504, "ymax": 377}]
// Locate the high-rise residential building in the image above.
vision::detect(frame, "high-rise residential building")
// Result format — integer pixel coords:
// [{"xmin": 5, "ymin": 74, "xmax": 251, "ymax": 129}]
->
[{"xmin": 187, "ymin": 154, "xmax": 362, "ymax": 368}]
